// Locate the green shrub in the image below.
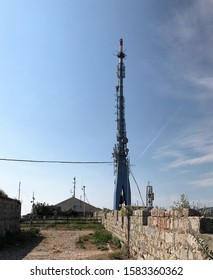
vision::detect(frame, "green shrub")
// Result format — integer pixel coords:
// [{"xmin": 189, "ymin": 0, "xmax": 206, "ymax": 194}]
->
[
  {"xmin": 0, "ymin": 188, "xmax": 8, "ymax": 197},
  {"xmin": 112, "ymin": 237, "xmax": 121, "ymax": 248},
  {"xmin": 108, "ymin": 251, "xmax": 126, "ymax": 260},
  {"xmin": 93, "ymin": 230, "xmax": 112, "ymax": 245}
]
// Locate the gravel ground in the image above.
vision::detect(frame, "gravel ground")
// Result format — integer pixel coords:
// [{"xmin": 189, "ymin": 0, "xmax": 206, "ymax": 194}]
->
[{"xmin": 0, "ymin": 229, "xmax": 110, "ymax": 260}]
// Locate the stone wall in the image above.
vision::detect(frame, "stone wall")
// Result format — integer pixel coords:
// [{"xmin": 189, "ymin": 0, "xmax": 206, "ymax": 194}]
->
[
  {"xmin": 101, "ymin": 208, "xmax": 213, "ymax": 260},
  {"xmin": 0, "ymin": 196, "xmax": 21, "ymax": 238}
]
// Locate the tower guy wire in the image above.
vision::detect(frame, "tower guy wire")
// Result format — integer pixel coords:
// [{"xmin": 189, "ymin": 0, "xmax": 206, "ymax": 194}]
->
[{"xmin": 129, "ymin": 167, "xmax": 145, "ymax": 207}]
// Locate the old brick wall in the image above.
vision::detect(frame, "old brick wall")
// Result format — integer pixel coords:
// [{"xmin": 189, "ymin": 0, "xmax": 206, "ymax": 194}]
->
[
  {"xmin": 0, "ymin": 196, "xmax": 21, "ymax": 238},
  {"xmin": 101, "ymin": 208, "xmax": 213, "ymax": 260}
]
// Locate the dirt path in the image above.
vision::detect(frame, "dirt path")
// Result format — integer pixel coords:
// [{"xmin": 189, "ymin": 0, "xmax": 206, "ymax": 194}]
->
[{"xmin": 0, "ymin": 229, "xmax": 110, "ymax": 260}]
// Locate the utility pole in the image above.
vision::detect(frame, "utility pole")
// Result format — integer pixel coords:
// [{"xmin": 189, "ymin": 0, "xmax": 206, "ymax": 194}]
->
[
  {"xmin": 72, "ymin": 177, "xmax": 76, "ymax": 198},
  {"xmin": 18, "ymin": 181, "xmax": 21, "ymax": 201},
  {"xmin": 82, "ymin": 186, "xmax": 86, "ymax": 218},
  {"xmin": 31, "ymin": 191, "xmax": 35, "ymax": 214}
]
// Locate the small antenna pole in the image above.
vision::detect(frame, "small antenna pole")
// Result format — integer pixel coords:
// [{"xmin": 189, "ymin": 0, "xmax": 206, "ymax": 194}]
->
[
  {"xmin": 18, "ymin": 181, "xmax": 21, "ymax": 201},
  {"xmin": 31, "ymin": 191, "xmax": 36, "ymax": 215},
  {"xmin": 73, "ymin": 177, "xmax": 76, "ymax": 198},
  {"xmin": 82, "ymin": 186, "xmax": 86, "ymax": 218}
]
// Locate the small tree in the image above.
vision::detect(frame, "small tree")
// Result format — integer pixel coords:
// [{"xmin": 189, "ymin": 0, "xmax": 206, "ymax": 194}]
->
[
  {"xmin": 172, "ymin": 194, "xmax": 212, "ymax": 217},
  {"xmin": 0, "ymin": 188, "xmax": 8, "ymax": 197},
  {"xmin": 34, "ymin": 202, "xmax": 60, "ymax": 216},
  {"xmin": 172, "ymin": 194, "xmax": 190, "ymax": 209}
]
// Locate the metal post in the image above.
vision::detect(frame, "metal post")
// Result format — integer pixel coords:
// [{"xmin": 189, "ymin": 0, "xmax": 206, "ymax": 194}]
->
[
  {"xmin": 18, "ymin": 181, "xmax": 21, "ymax": 201},
  {"xmin": 73, "ymin": 177, "xmax": 76, "ymax": 198},
  {"xmin": 82, "ymin": 186, "xmax": 86, "ymax": 218}
]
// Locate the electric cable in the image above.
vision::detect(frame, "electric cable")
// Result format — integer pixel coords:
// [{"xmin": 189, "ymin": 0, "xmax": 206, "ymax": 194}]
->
[{"xmin": 0, "ymin": 157, "xmax": 112, "ymax": 164}]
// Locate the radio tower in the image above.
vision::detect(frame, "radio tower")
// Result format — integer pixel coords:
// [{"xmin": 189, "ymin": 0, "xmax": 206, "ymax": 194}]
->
[{"xmin": 113, "ymin": 38, "xmax": 131, "ymax": 210}]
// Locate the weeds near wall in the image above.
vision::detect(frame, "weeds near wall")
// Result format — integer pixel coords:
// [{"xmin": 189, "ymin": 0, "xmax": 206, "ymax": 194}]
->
[
  {"xmin": 76, "ymin": 229, "xmax": 113, "ymax": 251},
  {"xmin": 191, "ymin": 232, "xmax": 213, "ymax": 260},
  {"xmin": 108, "ymin": 244, "xmax": 129, "ymax": 260},
  {"xmin": 75, "ymin": 229, "xmax": 126, "ymax": 259}
]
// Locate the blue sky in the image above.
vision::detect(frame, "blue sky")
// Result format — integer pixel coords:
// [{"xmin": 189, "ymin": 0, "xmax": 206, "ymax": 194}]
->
[{"xmin": 0, "ymin": 0, "xmax": 213, "ymax": 214}]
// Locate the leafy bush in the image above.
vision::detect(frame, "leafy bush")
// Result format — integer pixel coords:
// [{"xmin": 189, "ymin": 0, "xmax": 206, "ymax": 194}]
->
[
  {"xmin": 108, "ymin": 247, "xmax": 128, "ymax": 260},
  {"xmin": 93, "ymin": 230, "xmax": 112, "ymax": 245},
  {"xmin": 172, "ymin": 194, "xmax": 190, "ymax": 209},
  {"xmin": 0, "ymin": 188, "xmax": 8, "ymax": 197},
  {"xmin": 112, "ymin": 237, "xmax": 121, "ymax": 248}
]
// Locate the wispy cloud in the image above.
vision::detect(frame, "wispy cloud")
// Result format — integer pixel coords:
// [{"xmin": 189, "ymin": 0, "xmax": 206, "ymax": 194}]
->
[
  {"xmin": 156, "ymin": 0, "xmax": 213, "ymax": 101},
  {"xmin": 167, "ymin": 0, "xmax": 213, "ymax": 63},
  {"xmin": 195, "ymin": 77, "xmax": 213, "ymax": 90},
  {"xmin": 154, "ymin": 116, "xmax": 213, "ymax": 169},
  {"xmin": 189, "ymin": 172, "xmax": 213, "ymax": 188},
  {"xmin": 186, "ymin": 76, "xmax": 213, "ymax": 101},
  {"xmin": 152, "ymin": 1, "xmax": 213, "ymax": 172}
]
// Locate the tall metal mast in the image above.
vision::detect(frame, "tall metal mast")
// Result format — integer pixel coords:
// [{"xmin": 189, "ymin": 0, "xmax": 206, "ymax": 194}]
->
[{"xmin": 113, "ymin": 38, "xmax": 131, "ymax": 210}]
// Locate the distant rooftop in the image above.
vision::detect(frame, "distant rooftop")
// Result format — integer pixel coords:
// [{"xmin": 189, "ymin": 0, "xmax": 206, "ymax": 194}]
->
[{"xmin": 55, "ymin": 196, "xmax": 101, "ymax": 213}]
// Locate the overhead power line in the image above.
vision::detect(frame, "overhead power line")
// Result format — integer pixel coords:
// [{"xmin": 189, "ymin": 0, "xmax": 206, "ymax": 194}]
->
[{"xmin": 0, "ymin": 157, "xmax": 113, "ymax": 164}]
